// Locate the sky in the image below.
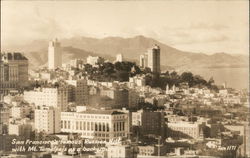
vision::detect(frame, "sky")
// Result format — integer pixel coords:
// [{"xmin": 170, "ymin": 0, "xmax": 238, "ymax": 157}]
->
[{"xmin": 1, "ymin": 0, "xmax": 249, "ymax": 55}]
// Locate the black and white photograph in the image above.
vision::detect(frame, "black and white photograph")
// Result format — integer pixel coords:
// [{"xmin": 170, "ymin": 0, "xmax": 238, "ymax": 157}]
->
[{"xmin": 0, "ymin": 0, "xmax": 249, "ymax": 158}]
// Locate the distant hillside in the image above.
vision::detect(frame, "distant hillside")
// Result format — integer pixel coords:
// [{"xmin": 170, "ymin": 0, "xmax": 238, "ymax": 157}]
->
[
  {"xmin": 3, "ymin": 35, "xmax": 248, "ymax": 70},
  {"xmin": 22, "ymin": 46, "xmax": 115, "ymax": 68}
]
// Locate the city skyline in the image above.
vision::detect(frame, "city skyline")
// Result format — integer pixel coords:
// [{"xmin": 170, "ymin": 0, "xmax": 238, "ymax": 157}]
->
[
  {"xmin": 1, "ymin": 1, "xmax": 249, "ymax": 55},
  {"xmin": 1, "ymin": 45, "xmax": 249, "ymax": 158},
  {"xmin": 1, "ymin": 1, "xmax": 250, "ymax": 157}
]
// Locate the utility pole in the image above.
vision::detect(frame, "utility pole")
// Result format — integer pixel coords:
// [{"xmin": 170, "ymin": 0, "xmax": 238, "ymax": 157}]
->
[{"xmin": 156, "ymin": 136, "xmax": 162, "ymax": 158}]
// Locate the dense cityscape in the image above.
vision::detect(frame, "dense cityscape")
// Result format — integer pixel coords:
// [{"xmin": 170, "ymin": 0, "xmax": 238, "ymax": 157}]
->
[{"xmin": 0, "ymin": 39, "xmax": 249, "ymax": 158}]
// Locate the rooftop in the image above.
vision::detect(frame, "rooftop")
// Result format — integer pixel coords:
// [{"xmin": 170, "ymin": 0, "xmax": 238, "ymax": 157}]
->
[
  {"xmin": 1, "ymin": 52, "xmax": 28, "ymax": 61},
  {"xmin": 81, "ymin": 110, "xmax": 125, "ymax": 115}
]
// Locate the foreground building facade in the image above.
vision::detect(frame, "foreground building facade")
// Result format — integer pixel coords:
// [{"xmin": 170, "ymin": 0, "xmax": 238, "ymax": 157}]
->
[
  {"xmin": 61, "ymin": 110, "xmax": 129, "ymax": 141},
  {"xmin": 0, "ymin": 52, "xmax": 28, "ymax": 95},
  {"xmin": 24, "ymin": 87, "xmax": 68, "ymax": 111},
  {"xmin": 34, "ymin": 106, "xmax": 61, "ymax": 134}
]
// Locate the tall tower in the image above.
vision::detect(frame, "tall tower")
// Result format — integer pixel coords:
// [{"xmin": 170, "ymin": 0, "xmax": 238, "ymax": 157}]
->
[
  {"xmin": 147, "ymin": 44, "xmax": 160, "ymax": 73},
  {"xmin": 48, "ymin": 39, "xmax": 62, "ymax": 69},
  {"xmin": 139, "ymin": 54, "xmax": 148, "ymax": 68}
]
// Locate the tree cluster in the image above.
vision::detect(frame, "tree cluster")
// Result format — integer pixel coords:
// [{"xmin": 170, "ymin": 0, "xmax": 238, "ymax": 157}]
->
[
  {"xmin": 84, "ymin": 61, "xmax": 141, "ymax": 82},
  {"xmin": 145, "ymin": 71, "xmax": 218, "ymax": 91},
  {"xmin": 84, "ymin": 62, "xmax": 218, "ymax": 91}
]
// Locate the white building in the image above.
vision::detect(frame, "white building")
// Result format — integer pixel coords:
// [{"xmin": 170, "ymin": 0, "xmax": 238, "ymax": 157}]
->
[
  {"xmin": 86, "ymin": 56, "xmax": 104, "ymax": 66},
  {"xmin": 70, "ymin": 59, "xmax": 84, "ymax": 69},
  {"xmin": 61, "ymin": 110, "xmax": 129, "ymax": 141},
  {"xmin": 48, "ymin": 39, "xmax": 62, "ymax": 69},
  {"xmin": 24, "ymin": 87, "xmax": 68, "ymax": 111},
  {"xmin": 11, "ymin": 104, "xmax": 31, "ymax": 119},
  {"xmin": 34, "ymin": 106, "xmax": 61, "ymax": 134},
  {"xmin": 40, "ymin": 72, "xmax": 54, "ymax": 81},
  {"xmin": 167, "ymin": 121, "xmax": 203, "ymax": 139},
  {"xmin": 8, "ymin": 119, "xmax": 33, "ymax": 137},
  {"xmin": 116, "ymin": 54, "xmax": 123, "ymax": 62},
  {"xmin": 219, "ymin": 89, "xmax": 228, "ymax": 96},
  {"xmin": 139, "ymin": 54, "xmax": 148, "ymax": 69},
  {"xmin": 129, "ymin": 75, "xmax": 146, "ymax": 87},
  {"xmin": 107, "ymin": 144, "xmax": 137, "ymax": 158}
]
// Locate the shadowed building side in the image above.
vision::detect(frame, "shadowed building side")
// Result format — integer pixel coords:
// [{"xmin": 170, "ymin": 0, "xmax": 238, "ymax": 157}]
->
[{"xmin": 0, "ymin": 52, "xmax": 28, "ymax": 96}]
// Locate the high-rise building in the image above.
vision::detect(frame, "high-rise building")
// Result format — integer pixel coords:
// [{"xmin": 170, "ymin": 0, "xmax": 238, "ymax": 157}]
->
[
  {"xmin": 100, "ymin": 88, "xmax": 129, "ymax": 108},
  {"xmin": 139, "ymin": 45, "xmax": 160, "ymax": 73},
  {"xmin": 128, "ymin": 90, "xmax": 144, "ymax": 108},
  {"xmin": 34, "ymin": 106, "xmax": 61, "ymax": 134},
  {"xmin": 48, "ymin": 39, "xmax": 62, "ymax": 69},
  {"xmin": 147, "ymin": 44, "xmax": 160, "ymax": 73},
  {"xmin": 61, "ymin": 110, "xmax": 129, "ymax": 141},
  {"xmin": 132, "ymin": 109, "xmax": 165, "ymax": 137},
  {"xmin": 0, "ymin": 52, "xmax": 28, "ymax": 95},
  {"xmin": 24, "ymin": 87, "xmax": 68, "ymax": 111},
  {"xmin": 66, "ymin": 78, "xmax": 89, "ymax": 105}
]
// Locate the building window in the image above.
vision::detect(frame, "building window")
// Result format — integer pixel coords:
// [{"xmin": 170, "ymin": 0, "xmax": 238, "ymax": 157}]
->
[
  {"xmin": 122, "ymin": 122, "xmax": 125, "ymax": 131},
  {"xmin": 68, "ymin": 121, "xmax": 70, "ymax": 129},
  {"xmin": 103, "ymin": 123, "xmax": 105, "ymax": 132},
  {"xmin": 64, "ymin": 121, "xmax": 66, "ymax": 129},
  {"xmin": 91, "ymin": 122, "xmax": 94, "ymax": 131},
  {"xmin": 117, "ymin": 122, "xmax": 120, "ymax": 131},
  {"xmin": 107, "ymin": 123, "xmax": 109, "ymax": 132},
  {"xmin": 99, "ymin": 123, "xmax": 102, "ymax": 131},
  {"xmin": 87, "ymin": 122, "xmax": 90, "ymax": 131},
  {"xmin": 95, "ymin": 123, "xmax": 98, "ymax": 131},
  {"xmin": 83, "ymin": 122, "xmax": 86, "ymax": 130},
  {"xmin": 76, "ymin": 121, "xmax": 79, "ymax": 130}
]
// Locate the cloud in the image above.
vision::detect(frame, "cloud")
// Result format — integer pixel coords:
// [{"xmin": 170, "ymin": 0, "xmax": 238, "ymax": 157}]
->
[
  {"xmin": 1, "ymin": 1, "xmax": 248, "ymax": 55},
  {"xmin": 189, "ymin": 22, "xmax": 229, "ymax": 31}
]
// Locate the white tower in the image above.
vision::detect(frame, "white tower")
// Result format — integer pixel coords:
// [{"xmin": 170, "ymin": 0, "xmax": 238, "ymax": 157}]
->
[
  {"xmin": 172, "ymin": 84, "xmax": 176, "ymax": 92},
  {"xmin": 48, "ymin": 38, "xmax": 62, "ymax": 69},
  {"xmin": 166, "ymin": 84, "xmax": 169, "ymax": 94},
  {"xmin": 223, "ymin": 82, "xmax": 227, "ymax": 89},
  {"xmin": 116, "ymin": 54, "xmax": 123, "ymax": 62}
]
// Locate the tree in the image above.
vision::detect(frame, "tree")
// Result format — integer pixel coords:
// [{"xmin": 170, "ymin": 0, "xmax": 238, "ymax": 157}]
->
[
  {"xmin": 208, "ymin": 77, "xmax": 215, "ymax": 85},
  {"xmin": 84, "ymin": 64, "xmax": 93, "ymax": 74},
  {"xmin": 180, "ymin": 72, "xmax": 194, "ymax": 86},
  {"xmin": 115, "ymin": 70, "xmax": 129, "ymax": 81}
]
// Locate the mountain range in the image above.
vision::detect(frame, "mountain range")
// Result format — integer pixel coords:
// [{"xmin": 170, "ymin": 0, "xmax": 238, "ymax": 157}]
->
[{"xmin": 3, "ymin": 35, "xmax": 248, "ymax": 70}]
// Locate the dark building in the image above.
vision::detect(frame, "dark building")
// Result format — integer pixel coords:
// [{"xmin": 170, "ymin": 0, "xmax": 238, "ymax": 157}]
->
[{"xmin": 0, "ymin": 52, "xmax": 29, "ymax": 95}]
